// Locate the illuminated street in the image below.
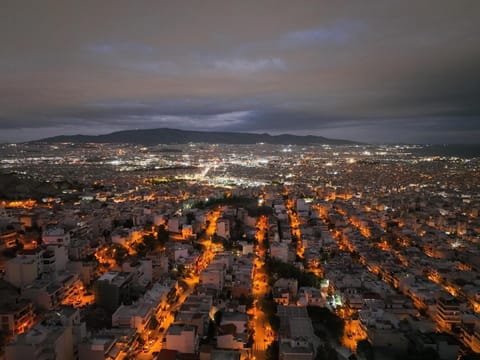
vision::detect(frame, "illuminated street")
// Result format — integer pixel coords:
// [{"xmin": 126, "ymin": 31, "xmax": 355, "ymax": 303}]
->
[
  {"xmin": 286, "ymin": 197, "xmax": 304, "ymax": 259},
  {"xmin": 250, "ymin": 215, "xmax": 274, "ymax": 360}
]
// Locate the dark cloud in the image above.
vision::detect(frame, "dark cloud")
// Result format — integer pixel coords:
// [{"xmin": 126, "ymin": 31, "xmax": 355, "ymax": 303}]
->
[{"xmin": 1, "ymin": 0, "xmax": 479, "ymax": 143}]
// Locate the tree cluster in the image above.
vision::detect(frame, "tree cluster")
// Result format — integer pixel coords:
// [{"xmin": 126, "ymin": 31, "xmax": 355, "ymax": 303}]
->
[
  {"xmin": 307, "ymin": 306, "xmax": 345, "ymax": 343},
  {"xmin": 265, "ymin": 257, "xmax": 321, "ymax": 287}
]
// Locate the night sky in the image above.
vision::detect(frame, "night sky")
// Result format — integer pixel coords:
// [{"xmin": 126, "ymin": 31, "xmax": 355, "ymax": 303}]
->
[{"xmin": 1, "ymin": 1, "xmax": 479, "ymax": 144}]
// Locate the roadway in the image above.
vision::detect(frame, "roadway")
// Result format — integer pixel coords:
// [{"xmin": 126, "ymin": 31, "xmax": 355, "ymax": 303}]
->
[
  {"xmin": 251, "ymin": 215, "xmax": 273, "ymax": 360},
  {"xmin": 136, "ymin": 209, "xmax": 218, "ymax": 359},
  {"xmin": 135, "ymin": 274, "xmax": 198, "ymax": 360}
]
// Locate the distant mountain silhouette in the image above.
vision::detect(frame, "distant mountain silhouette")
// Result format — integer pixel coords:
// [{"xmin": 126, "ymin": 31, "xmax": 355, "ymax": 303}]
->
[{"xmin": 36, "ymin": 128, "xmax": 358, "ymax": 145}]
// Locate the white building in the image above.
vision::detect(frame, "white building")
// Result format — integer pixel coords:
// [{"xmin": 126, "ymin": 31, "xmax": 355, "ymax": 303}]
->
[
  {"xmin": 5, "ymin": 321, "xmax": 74, "ymax": 360},
  {"xmin": 279, "ymin": 337, "xmax": 314, "ymax": 360},
  {"xmin": 5, "ymin": 256, "xmax": 38, "ymax": 287},
  {"xmin": 216, "ymin": 219, "xmax": 230, "ymax": 239},
  {"xmin": 165, "ymin": 324, "xmax": 198, "ymax": 354},
  {"xmin": 122, "ymin": 259, "xmax": 153, "ymax": 285},
  {"xmin": 174, "ymin": 247, "xmax": 189, "ymax": 261},
  {"xmin": 298, "ymin": 287, "xmax": 324, "ymax": 307},
  {"xmin": 42, "ymin": 228, "xmax": 71, "ymax": 247},
  {"xmin": 221, "ymin": 312, "xmax": 249, "ymax": 334},
  {"xmin": 111, "ymin": 302, "xmax": 153, "ymax": 333},
  {"xmin": 167, "ymin": 217, "xmax": 184, "ymax": 234},
  {"xmin": 42, "ymin": 245, "xmax": 68, "ymax": 277},
  {"xmin": 239, "ymin": 241, "xmax": 254, "ymax": 255},
  {"xmin": 217, "ymin": 324, "xmax": 247, "ymax": 350},
  {"xmin": 78, "ymin": 337, "xmax": 117, "ymax": 360},
  {"xmin": 200, "ymin": 263, "xmax": 225, "ymax": 291},
  {"xmin": 270, "ymin": 241, "xmax": 289, "ymax": 262}
]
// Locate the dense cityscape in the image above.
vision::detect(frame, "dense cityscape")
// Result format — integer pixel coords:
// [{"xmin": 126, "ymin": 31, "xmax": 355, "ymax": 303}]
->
[
  {"xmin": 2, "ymin": 0, "xmax": 480, "ymax": 359},
  {"xmin": 0, "ymin": 141, "xmax": 478, "ymax": 360}
]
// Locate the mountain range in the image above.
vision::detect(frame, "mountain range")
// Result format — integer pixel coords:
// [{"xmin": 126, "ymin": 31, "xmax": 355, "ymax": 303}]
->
[{"xmin": 36, "ymin": 128, "xmax": 357, "ymax": 146}]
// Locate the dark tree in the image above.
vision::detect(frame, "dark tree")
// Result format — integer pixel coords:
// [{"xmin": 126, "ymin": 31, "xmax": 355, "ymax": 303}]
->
[
  {"xmin": 0, "ymin": 331, "xmax": 8, "ymax": 354},
  {"xmin": 149, "ymin": 317, "xmax": 159, "ymax": 330},
  {"xmin": 238, "ymin": 294, "xmax": 254, "ymax": 310},
  {"xmin": 307, "ymin": 306, "xmax": 345, "ymax": 342},
  {"xmin": 186, "ymin": 212, "xmax": 196, "ymax": 225},
  {"xmin": 316, "ymin": 343, "xmax": 338, "ymax": 360},
  {"xmin": 157, "ymin": 225, "xmax": 169, "ymax": 245},
  {"xmin": 356, "ymin": 339, "xmax": 374, "ymax": 360},
  {"xmin": 110, "ymin": 244, "xmax": 128, "ymax": 264},
  {"xmin": 265, "ymin": 341, "xmax": 279, "ymax": 360},
  {"xmin": 214, "ymin": 310, "xmax": 223, "ymax": 326},
  {"xmin": 268, "ymin": 314, "xmax": 281, "ymax": 332}
]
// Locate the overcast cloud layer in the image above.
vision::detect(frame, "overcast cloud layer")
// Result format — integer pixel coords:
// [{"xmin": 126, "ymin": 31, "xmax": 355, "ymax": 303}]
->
[{"xmin": 1, "ymin": 1, "xmax": 479, "ymax": 143}]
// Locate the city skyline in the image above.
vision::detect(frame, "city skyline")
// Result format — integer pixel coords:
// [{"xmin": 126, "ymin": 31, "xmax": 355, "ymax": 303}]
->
[{"xmin": 1, "ymin": 1, "xmax": 480, "ymax": 144}]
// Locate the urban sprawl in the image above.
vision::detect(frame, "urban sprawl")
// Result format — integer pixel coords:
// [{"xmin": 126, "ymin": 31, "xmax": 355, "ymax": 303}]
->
[{"xmin": 0, "ymin": 142, "xmax": 479, "ymax": 360}]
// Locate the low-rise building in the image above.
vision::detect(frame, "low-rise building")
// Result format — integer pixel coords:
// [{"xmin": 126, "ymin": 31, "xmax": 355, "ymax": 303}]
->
[
  {"xmin": 5, "ymin": 256, "xmax": 38, "ymax": 287},
  {"xmin": 221, "ymin": 311, "xmax": 248, "ymax": 334},
  {"xmin": 165, "ymin": 324, "xmax": 198, "ymax": 354},
  {"xmin": 436, "ymin": 296, "xmax": 462, "ymax": 331},
  {"xmin": 79, "ymin": 328, "xmax": 136, "ymax": 360},
  {"xmin": 22, "ymin": 273, "xmax": 81, "ymax": 310},
  {"xmin": 297, "ymin": 287, "xmax": 324, "ymax": 307},
  {"xmin": 270, "ymin": 241, "xmax": 289, "ymax": 262},
  {"xmin": 217, "ymin": 323, "xmax": 248, "ymax": 350},
  {"xmin": 0, "ymin": 299, "xmax": 35, "ymax": 336},
  {"xmin": 279, "ymin": 337, "xmax": 314, "ymax": 360},
  {"xmin": 5, "ymin": 317, "xmax": 74, "ymax": 360},
  {"xmin": 42, "ymin": 227, "xmax": 71, "ymax": 247},
  {"xmin": 216, "ymin": 218, "xmax": 230, "ymax": 239},
  {"xmin": 78, "ymin": 337, "xmax": 118, "ymax": 360},
  {"xmin": 93, "ymin": 271, "xmax": 134, "ymax": 312},
  {"xmin": 200, "ymin": 264, "xmax": 225, "ymax": 292},
  {"xmin": 111, "ymin": 301, "xmax": 153, "ymax": 333}
]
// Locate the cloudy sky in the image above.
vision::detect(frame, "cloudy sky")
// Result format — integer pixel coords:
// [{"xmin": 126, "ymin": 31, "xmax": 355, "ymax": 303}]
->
[{"xmin": 1, "ymin": 1, "xmax": 479, "ymax": 143}]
